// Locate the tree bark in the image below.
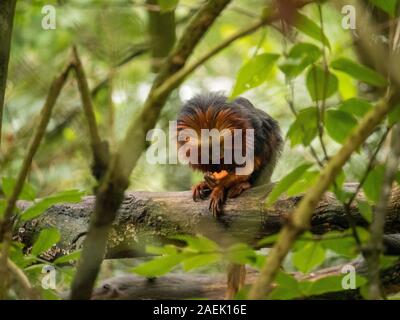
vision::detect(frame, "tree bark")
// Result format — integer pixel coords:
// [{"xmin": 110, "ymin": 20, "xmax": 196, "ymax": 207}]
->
[
  {"xmin": 15, "ymin": 183, "xmax": 400, "ymax": 261},
  {"xmin": 0, "ymin": 0, "xmax": 17, "ymax": 149},
  {"xmin": 147, "ymin": 0, "xmax": 176, "ymax": 72}
]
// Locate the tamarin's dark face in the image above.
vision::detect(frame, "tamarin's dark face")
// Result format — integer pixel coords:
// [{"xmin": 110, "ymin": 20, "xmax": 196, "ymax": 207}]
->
[{"xmin": 176, "ymin": 92, "xmax": 282, "ymax": 217}]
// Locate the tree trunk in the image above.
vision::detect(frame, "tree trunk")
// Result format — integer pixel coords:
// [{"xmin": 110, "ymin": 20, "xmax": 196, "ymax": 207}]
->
[{"xmin": 0, "ymin": 0, "xmax": 17, "ymax": 148}]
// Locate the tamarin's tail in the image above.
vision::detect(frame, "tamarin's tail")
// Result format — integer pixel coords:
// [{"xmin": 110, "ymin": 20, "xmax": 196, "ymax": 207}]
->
[{"xmin": 225, "ymin": 263, "xmax": 246, "ymax": 299}]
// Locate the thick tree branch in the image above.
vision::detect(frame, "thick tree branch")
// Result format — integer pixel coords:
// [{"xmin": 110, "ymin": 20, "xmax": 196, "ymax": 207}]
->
[
  {"xmin": 146, "ymin": 0, "xmax": 176, "ymax": 72},
  {"xmin": 14, "ymin": 183, "xmax": 400, "ymax": 261}
]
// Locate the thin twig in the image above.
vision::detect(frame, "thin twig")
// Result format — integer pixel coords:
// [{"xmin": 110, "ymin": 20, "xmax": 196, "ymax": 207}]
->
[
  {"xmin": 366, "ymin": 124, "xmax": 400, "ymax": 299},
  {"xmin": 316, "ymin": 1, "xmax": 329, "ymax": 162},
  {"xmin": 0, "ymin": 253, "xmax": 37, "ymax": 300},
  {"xmin": 71, "ymin": 46, "xmax": 109, "ymax": 180}
]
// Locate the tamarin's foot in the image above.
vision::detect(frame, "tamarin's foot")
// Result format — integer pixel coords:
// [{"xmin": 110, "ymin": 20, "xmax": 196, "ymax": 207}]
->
[
  {"xmin": 209, "ymin": 186, "xmax": 226, "ymax": 217},
  {"xmin": 227, "ymin": 181, "xmax": 251, "ymax": 198},
  {"xmin": 192, "ymin": 181, "xmax": 211, "ymax": 201}
]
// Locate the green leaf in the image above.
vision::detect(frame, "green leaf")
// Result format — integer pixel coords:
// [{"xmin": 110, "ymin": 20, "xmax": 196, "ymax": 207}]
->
[
  {"xmin": 287, "ymin": 107, "xmax": 318, "ymax": 147},
  {"xmin": 171, "ymin": 234, "xmax": 219, "ymax": 252},
  {"xmin": 287, "ymin": 170, "xmax": 319, "ymax": 196},
  {"xmin": 182, "ymin": 253, "xmax": 221, "ymax": 271},
  {"xmin": 279, "ymin": 42, "xmax": 321, "ymax": 78},
  {"xmin": 293, "ymin": 12, "xmax": 330, "ymax": 48},
  {"xmin": 157, "ymin": 0, "xmax": 179, "ymax": 12},
  {"xmin": 388, "ymin": 103, "xmax": 400, "ymax": 125},
  {"xmin": 363, "ymin": 164, "xmax": 385, "ymax": 202},
  {"xmin": 31, "ymin": 228, "xmax": 61, "ymax": 256},
  {"xmin": 1, "ymin": 177, "xmax": 36, "ymax": 201},
  {"xmin": 265, "ymin": 163, "xmax": 312, "ymax": 206},
  {"xmin": 0, "ymin": 199, "xmax": 5, "ymax": 219},
  {"xmin": 338, "ymin": 98, "xmax": 373, "ymax": 118},
  {"xmin": 132, "ymin": 255, "xmax": 183, "ymax": 277},
  {"xmin": 306, "ymin": 65, "xmax": 338, "ymax": 101},
  {"xmin": 330, "ymin": 169, "xmax": 347, "ymax": 202},
  {"xmin": 54, "ymin": 250, "xmax": 81, "ymax": 264},
  {"xmin": 226, "ymin": 243, "xmax": 258, "ymax": 265},
  {"xmin": 231, "ymin": 53, "xmax": 279, "ymax": 98},
  {"xmin": 301, "ymin": 275, "xmax": 367, "ymax": 296},
  {"xmin": 257, "ymin": 234, "xmax": 278, "ymax": 246},
  {"xmin": 21, "ymin": 190, "xmax": 84, "ymax": 221},
  {"xmin": 326, "ymin": 109, "xmax": 358, "ymax": 144},
  {"xmin": 292, "ymin": 242, "xmax": 325, "ymax": 273},
  {"xmin": 269, "ymin": 272, "xmax": 302, "ymax": 300},
  {"xmin": 369, "ymin": 0, "xmax": 399, "ymax": 17},
  {"xmin": 146, "ymin": 244, "xmax": 179, "ymax": 256},
  {"xmin": 321, "ymin": 233, "xmax": 357, "ymax": 258},
  {"xmin": 331, "ymin": 58, "xmax": 387, "ymax": 87},
  {"xmin": 358, "ymin": 200, "xmax": 373, "ymax": 223}
]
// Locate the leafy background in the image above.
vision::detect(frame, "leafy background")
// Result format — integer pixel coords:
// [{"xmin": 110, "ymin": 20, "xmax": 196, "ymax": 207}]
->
[{"xmin": 1, "ymin": 0, "xmax": 400, "ymax": 299}]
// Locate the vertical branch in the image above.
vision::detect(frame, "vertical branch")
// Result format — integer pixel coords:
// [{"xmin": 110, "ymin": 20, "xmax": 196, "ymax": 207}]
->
[
  {"xmin": 315, "ymin": 1, "xmax": 329, "ymax": 161},
  {"xmin": 107, "ymin": 69, "xmax": 116, "ymax": 146},
  {"xmin": 0, "ymin": 0, "xmax": 17, "ymax": 150},
  {"xmin": 366, "ymin": 125, "xmax": 400, "ymax": 300},
  {"xmin": 146, "ymin": 0, "xmax": 176, "ymax": 72},
  {"xmin": 0, "ymin": 63, "xmax": 72, "ymax": 298},
  {"xmin": 69, "ymin": 0, "xmax": 232, "ymax": 300},
  {"xmin": 71, "ymin": 47, "xmax": 109, "ymax": 181},
  {"xmin": 0, "ymin": 253, "xmax": 37, "ymax": 300}
]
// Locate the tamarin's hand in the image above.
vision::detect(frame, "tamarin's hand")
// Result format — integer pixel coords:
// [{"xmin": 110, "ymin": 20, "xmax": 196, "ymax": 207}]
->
[{"xmin": 177, "ymin": 92, "xmax": 282, "ymax": 217}]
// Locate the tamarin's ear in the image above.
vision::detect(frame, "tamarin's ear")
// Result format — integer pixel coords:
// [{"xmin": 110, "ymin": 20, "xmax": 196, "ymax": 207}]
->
[{"xmin": 232, "ymin": 97, "xmax": 256, "ymax": 110}]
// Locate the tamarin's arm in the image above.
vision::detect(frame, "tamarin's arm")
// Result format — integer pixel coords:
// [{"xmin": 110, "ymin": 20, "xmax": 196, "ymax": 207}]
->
[{"xmin": 203, "ymin": 171, "xmax": 252, "ymax": 216}]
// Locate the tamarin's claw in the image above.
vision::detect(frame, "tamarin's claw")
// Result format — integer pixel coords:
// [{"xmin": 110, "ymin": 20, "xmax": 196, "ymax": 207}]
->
[
  {"xmin": 209, "ymin": 187, "xmax": 225, "ymax": 217},
  {"xmin": 227, "ymin": 182, "xmax": 251, "ymax": 198},
  {"xmin": 192, "ymin": 181, "xmax": 211, "ymax": 201}
]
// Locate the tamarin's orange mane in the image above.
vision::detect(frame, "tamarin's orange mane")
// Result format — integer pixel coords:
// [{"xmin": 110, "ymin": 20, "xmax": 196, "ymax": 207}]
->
[{"xmin": 177, "ymin": 107, "xmax": 252, "ymax": 133}]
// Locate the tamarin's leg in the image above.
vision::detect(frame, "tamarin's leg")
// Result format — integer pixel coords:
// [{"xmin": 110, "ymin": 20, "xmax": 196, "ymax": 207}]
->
[
  {"xmin": 227, "ymin": 181, "xmax": 251, "ymax": 198},
  {"xmin": 225, "ymin": 263, "xmax": 246, "ymax": 299},
  {"xmin": 209, "ymin": 185, "xmax": 225, "ymax": 217},
  {"xmin": 205, "ymin": 172, "xmax": 251, "ymax": 216}
]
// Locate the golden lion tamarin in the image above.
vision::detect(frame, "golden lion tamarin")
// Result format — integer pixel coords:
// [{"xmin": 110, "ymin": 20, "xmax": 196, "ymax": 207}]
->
[{"xmin": 176, "ymin": 92, "xmax": 282, "ymax": 298}]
